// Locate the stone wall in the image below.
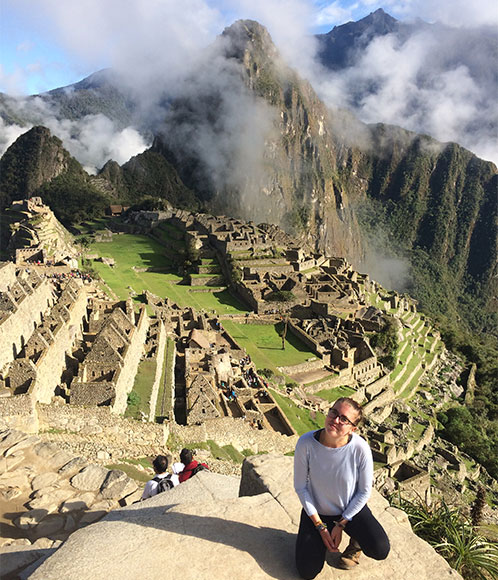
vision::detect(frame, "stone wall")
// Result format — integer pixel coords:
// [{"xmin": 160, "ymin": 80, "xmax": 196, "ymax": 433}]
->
[
  {"xmin": 365, "ymin": 374, "xmax": 390, "ymax": 399},
  {"xmin": 287, "ymin": 320, "xmax": 323, "ymax": 355},
  {"xmin": 0, "ymin": 394, "xmax": 38, "ymax": 433},
  {"xmin": 37, "ymin": 404, "xmax": 167, "ymax": 452},
  {"xmin": 0, "ymin": 262, "xmax": 17, "ymax": 291},
  {"xmin": 277, "ymin": 357, "xmax": 323, "ymax": 376},
  {"xmin": 168, "ymin": 416, "xmax": 298, "ymax": 455},
  {"xmin": 112, "ymin": 307, "xmax": 149, "ymax": 414},
  {"xmin": 0, "ymin": 275, "xmax": 56, "ymax": 372},
  {"xmin": 29, "ymin": 284, "xmax": 88, "ymax": 404},
  {"xmin": 148, "ymin": 321, "xmax": 166, "ymax": 422},
  {"xmin": 363, "ymin": 387, "xmax": 396, "ymax": 416}
]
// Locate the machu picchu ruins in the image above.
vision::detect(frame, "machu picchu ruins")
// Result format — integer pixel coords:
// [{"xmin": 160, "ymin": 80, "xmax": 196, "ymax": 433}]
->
[{"xmin": 0, "ymin": 199, "xmax": 496, "ymax": 578}]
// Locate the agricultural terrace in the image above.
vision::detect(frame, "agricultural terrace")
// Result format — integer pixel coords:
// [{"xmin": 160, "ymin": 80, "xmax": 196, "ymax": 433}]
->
[{"xmin": 87, "ymin": 233, "xmax": 248, "ymax": 314}]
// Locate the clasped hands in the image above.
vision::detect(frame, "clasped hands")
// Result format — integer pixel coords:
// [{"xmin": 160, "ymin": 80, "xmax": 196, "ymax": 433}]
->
[{"xmin": 319, "ymin": 524, "xmax": 342, "ymax": 552}]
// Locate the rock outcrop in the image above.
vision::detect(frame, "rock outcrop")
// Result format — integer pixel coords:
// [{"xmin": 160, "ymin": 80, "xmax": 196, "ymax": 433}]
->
[{"xmin": 28, "ymin": 454, "xmax": 462, "ymax": 580}]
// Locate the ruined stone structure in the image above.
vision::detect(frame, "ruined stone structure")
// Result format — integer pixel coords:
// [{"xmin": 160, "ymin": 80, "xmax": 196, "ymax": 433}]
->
[
  {"xmin": 8, "ymin": 279, "xmax": 88, "ymax": 404},
  {"xmin": 70, "ymin": 299, "xmax": 149, "ymax": 414},
  {"xmin": 0, "ymin": 267, "xmax": 56, "ymax": 373},
  {"xmin": 143, "ymin": 292, "xmax": 295, "ymax": 436}
]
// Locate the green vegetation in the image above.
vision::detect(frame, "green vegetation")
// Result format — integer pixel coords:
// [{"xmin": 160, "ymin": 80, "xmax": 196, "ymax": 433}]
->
[
  {"xmin": 265, "ymin": 290, "xmax": 295, "ymax": 302},
  {"xmin": 104, "ymin": 463, "xmax": 150, "ymax": 483},
  {"xmin": 315, "ymin": 385, "xmax": 356, "ymax": 402},
  {"xmin": 38, "ymin": 173, "xmax": 108, "ymax": 224},
  {"xmin": 270, "ymin": 388, "xmax": 324, "ymax": 434},
  {"xmin": 221, "ymin": 321, "xmax": 314, "ymax": 373},
  {"xmin": 88, "ymin": 233, "xmax": 247, "ymax": 314},
  {"xmin": 437, "ymin": 407, "xmax": 498, "ymax": 480},
  {"xmin": 391, "ymin": 494, "xmax": 498, "ymax": 580},
  {"xmin": 370, "ymin": 316, "xmax": 399, "ymax": 370},
  {"xmin": 125, "ymin": 359, "xmax": 156, "ymax": 420}
]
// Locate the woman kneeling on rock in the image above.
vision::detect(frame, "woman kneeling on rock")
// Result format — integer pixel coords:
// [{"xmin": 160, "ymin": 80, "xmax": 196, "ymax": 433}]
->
[{"xmin": 294, "ymin": 397, "xmax": 390, "ymax": 579}]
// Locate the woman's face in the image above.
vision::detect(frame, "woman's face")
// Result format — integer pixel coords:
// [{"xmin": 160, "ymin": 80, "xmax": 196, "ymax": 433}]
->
[{"xmin": 325, "ymin": 401, "xmax": 359, "ymax": 436}]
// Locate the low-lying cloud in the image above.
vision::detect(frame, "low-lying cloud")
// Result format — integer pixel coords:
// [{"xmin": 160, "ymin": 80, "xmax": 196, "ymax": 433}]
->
[
  {"xmin": 0, "ymin": 96, "xmax": 149, "ymax": 171},
  {"xmin": 310, "ymin": 21, "xmax": 498, "ymax": 164}
]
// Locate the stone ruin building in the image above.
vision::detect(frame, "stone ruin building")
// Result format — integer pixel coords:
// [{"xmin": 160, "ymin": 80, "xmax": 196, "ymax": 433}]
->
[
  {"xmin": 6, "ymin": 197, "xmax": 79, "ymax": 267},
  {"xmin": 145, "ymin": 292, "xmax": 295, "ymax": 436},
  {"xmin": 0, "ymin": 264, "xmax": 148, "ymax": 416},
  {"xmin": 70, "ymin": 298, "xmax": 149, "ymax": 414}
]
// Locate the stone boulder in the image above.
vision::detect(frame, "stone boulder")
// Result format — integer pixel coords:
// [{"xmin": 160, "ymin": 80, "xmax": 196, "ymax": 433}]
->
[{"xmin": 28, "ymin": 455, "xmax": 462, "ymax": 580}]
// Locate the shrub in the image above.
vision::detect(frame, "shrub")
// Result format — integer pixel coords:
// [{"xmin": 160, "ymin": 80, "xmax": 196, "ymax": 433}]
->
[
  {"xmin": 265, "ymin": 290, "xmax": 295, "ymax": 302},
  {"xmin": 391, "ymin": 494, "xmax": 498, "ymax": 579},
  {"xmin": 127, "ymin": 391, "xmax": 141, "ymax": 407}
]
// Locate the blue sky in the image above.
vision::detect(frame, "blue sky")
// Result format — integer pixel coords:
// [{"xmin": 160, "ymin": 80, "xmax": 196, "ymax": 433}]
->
[{"xmin": 0, "ymin": 0, "xmax": 454, "ymax": 95}]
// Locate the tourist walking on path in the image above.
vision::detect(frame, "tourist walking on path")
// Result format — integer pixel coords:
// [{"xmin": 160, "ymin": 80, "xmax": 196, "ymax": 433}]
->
[{"xmin": 294, "ymin": 397, "xmax": 390, "ymax": 579}]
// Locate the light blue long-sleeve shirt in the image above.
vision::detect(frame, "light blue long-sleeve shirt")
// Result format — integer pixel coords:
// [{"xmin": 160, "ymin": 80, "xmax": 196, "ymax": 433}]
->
[{"xmin": 293, "ymin": 430, "xmax": 373, "ymax": 521}]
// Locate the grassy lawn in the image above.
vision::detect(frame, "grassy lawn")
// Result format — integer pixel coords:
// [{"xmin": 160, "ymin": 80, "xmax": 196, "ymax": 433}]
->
[
  {"xmin": 315, "ymin": 385, "xmax": 356, "ymax": 402},
  {"xmin": 88, "ymin": 233, "xmax": 248, "ymax": 314},
  {"xmin": 222, "ymin": 321, "xmax": 314, "ymax": 372},
  {"xmin": 270, "ymin": 388, "xmax": 324, "ymax": 435},
  {"xmin": 125, "ymin": 359, "xmax": 157, "ymax": 419},
  {"xmin": 156, "ymin": 337, "xmax": 175, "ymax": 421}
]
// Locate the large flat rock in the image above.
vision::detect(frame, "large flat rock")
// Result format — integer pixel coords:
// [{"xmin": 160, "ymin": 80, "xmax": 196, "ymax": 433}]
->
[{"xmin": 28, "ymin": 456, "xmax": 462, "ymax": 580}]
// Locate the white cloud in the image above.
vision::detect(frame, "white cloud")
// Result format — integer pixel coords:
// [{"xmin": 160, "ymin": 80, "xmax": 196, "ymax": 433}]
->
[{"xmin": 310, "ymin": 16, "xmax": 498, "ymax": 164}]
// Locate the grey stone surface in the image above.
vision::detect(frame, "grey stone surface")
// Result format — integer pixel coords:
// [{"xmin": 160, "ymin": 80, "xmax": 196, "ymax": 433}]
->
[
  {"xmin": 58, "ymin": 457, "xmax": 87, "ymax": 477},
  {"xmin": 34, "ymin": 514, "xmax": 66, "ymax": 536},
  {"xmin": 0, "ymin": 430, "xmax": 30, "ymax": 455},
  {"xmin": 0, "ymin": 545, "xmax": 51, "ymax": 577},
  {"xmin": 70, "ymin": 465, "xmax": 109, "ymax": 491},
  {"xmin": 99, "ymin": 469, "xmax": 138, "ymax": 499},
  {"xmin": 15, "ymin": 509, "xmax": 49, "ymax": 529},
  {"xmin": 31, "ymin": 472, "xmax": 59, "ymax": 490},
  {"xmin": 4, "ymin": 435, "xmax": 40, "ymax": 457},
  {"xmin": 27, "ymin": 489, "xmax": 74, "ymax": 513},
  {"xmin": 60, "ymin": 493, "xmax": 94, "ymax": 513},
  {"xmin": 29, "ymin": 458, "xmax": 462, "ymax": 580}
]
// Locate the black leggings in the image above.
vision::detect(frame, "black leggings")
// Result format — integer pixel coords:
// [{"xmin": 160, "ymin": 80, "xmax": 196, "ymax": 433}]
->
[{"xmin": 295, "ymin": 505, "xmax": 390, "ymax": 579}]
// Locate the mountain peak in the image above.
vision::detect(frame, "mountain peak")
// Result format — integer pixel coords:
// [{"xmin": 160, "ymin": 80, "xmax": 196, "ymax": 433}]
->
[{"xmin": 220, "ymin": 19, "xmax": 278, "ymax": 62}]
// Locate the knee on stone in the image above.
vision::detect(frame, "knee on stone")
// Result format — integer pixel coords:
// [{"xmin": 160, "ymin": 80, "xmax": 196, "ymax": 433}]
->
[{"xmin": 365, "ymin": 538, "xmax": 390, "ymax": 561}]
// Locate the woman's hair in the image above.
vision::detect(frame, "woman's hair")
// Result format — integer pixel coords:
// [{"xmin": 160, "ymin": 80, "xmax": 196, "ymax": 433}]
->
[
  {"xmin": 180, "ymin": 448, "xmax": 193, "ymax": 465},
  {"xmin": 152, "ymin": 455, "xmax": 169, "ymax": 474},
  {"xmin": 333, "ymin": 397, "xmax": 363, "ymax": 425}
]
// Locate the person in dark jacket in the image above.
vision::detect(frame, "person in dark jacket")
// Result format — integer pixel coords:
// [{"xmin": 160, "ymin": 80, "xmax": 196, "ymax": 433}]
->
[{"xmin": 178, "ymin": 448, "xmax": 209, "ymax": 483}]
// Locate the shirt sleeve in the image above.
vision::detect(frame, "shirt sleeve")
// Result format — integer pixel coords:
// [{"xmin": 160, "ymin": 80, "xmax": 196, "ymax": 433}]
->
[
  {"xmin": 141, "ymin": 479, "xmax": 156, "ymax": 500},
  {"xmin": 341, "ymin": 443, "xmax": 373, "ymax": 521},
  {"xmin": 293, "ymin": 435, "xmax": 318, "ymax": 517}
]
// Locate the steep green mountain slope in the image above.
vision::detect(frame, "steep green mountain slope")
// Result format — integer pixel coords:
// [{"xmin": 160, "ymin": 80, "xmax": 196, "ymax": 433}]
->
[
  {"xmin": 354, "ymin": 126, "xmax": 497, "ymax": 333},
  {"xmin": 0, "ymin": 126, "xmax": 87, "ymax": 209},
  {"xmin": 0, "ymin": 126, "xmax": 197, "ymax": 228}
]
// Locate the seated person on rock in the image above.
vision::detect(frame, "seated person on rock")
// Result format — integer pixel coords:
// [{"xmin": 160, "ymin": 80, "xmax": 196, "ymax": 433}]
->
[
  {"xmin": 294, "ymin": 397, "xmax": 390, "ymax": 579},
  {"xmin": 141, "ymin": 455, "xmax": 179, "ymax": 500},
  {"xmin": 178, "ymin": 448, "xmax": 210, "ymax": 483}
]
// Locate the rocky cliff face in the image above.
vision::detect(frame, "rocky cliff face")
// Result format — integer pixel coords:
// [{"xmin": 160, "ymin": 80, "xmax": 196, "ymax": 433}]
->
[{"xmin": 153, "ymin": 20, "xmax": 364, "ymax": 263}]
